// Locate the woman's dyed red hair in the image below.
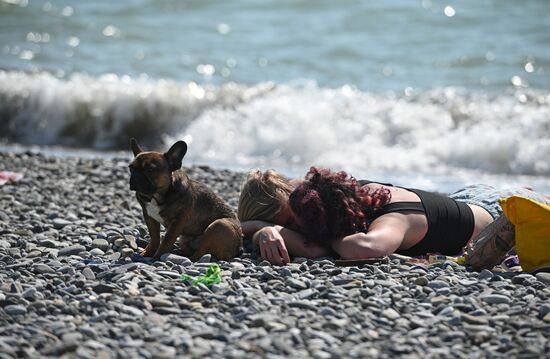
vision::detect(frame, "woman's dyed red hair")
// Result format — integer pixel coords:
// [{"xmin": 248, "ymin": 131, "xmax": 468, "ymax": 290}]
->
[{"xmin": 289, "ymin": 167, "xmax": 391, "ymax": 243}]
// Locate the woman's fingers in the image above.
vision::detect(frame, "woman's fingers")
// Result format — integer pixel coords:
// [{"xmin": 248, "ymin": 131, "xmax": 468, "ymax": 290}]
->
[
  {"xmin": 260, "ymin": 241, "xmax": 288, "ymax": 265},
  {"xmin": 278, "ymin": 242, "xmax": 291, "ymax": 264},
  {"xmin": 268, "ymin": 246, "xmax": 284, "ymax": 265}
]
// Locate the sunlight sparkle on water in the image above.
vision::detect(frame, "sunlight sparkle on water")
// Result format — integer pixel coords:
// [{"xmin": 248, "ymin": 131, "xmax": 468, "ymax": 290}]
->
[
  {"xmin": 61, "ymin": 6, "xmax": 73, "ymax": 17},
  {"xmin": 19, "ymin": 50, "xmax": 33, "ymax": 60},
  {"xmin": 511, "ymin": 76, "xmax": 524, "ymax": 87},
  {"xmin": 103, "ymin": 26, "xmax": 121, "ymax": 38},
  {"xmin": 524, "ymin": 62, "xmax": 534, "ymax": 73},
  {"xmin": 444, "ymin": 6, "xmax": 456, "ymax": 17},
  {"xmin": 26, "ymin": 32, "xmax": 50, "ymax": 43},
  {"xmin": 196, "ymin": 64, "xmax": 215, "ymax": 76},
  {"xmin": 67, "ymin": 36, "xmax": 80, "ymax": 47},
  {"xmin": 258, "ymin": 58, "xmax": 268, "ymax": 67},
  {"xmin": 226, "ymin": 58, "xmax": 237, "ymax": 68},
  {"xmin": 217, "ymin": 23, "xmax": 231, "ymax": 35}
]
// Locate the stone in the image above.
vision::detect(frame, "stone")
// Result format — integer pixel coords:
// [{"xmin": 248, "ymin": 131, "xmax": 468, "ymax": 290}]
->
[
  {"xmin": 89, "ymin": 248, "xmax": 105, "ymax": 256},
  {"xmin": 22, "ymin": 287, "xmax": 36, "ymax": 299},
  {"xmin": 461, "ymin": 313, "xmax": 489, "ymax": 325},
  {"xmin": 92, "ymin": 283, "xmax": 117, "ymax": 294},
  {"xmin": 538, "ymin": 304, "xmax": 550, "ymax": 319},
  {"xmin": 82, "ymin": 267, "xmax": 96, "ymax": 280},
  {"xmin": 4, "ymin": 305, "xmax": 27, "ymax": 315},
  {"xmin": 414, "ymin": 276, "xmax": 429, "ymax": 286},
  {"xmin": 91, "ymin": 238, "xmax": 110, "ymax": 252},
  {"xmin": 196, "ymin": 254, "xmax": 211, "ymax": 263},
  {"xmin": 511, "ymin": 273, "xmax": 535, "ymax": 285},
  {"xmin": 285, "ymin": 278, "xmax": 308, "ymax": 290},
  {"xmin": 382, "ymin": 308, "xmax": 400, "ymax": 320},
  {"xmin": 33, "ymin": 264, "xmax": 55, "ymax": 274},
  {"xmin": 120, "ymin": 248, "xmax": 134, "ymax": 258},
  {"xmin": 427, "ymin": 280, "xmax": 449, "ymax": 289},
  {"xmin": 52, "ymin": 218, "xmax": 72, "ymax": 229},
  {"xmin": 478, "ymin": 269, "xmax": 493, "ymax": 280},
  {"xmin": 480, "ymin": 294, "xmax": 511, "ymax": 305},
  {"xmin": 160, "ymin": 253, "xmax": 192, "ymax": 266},
  {"xmin": 535, "ymin": 272, "xmax": 550, "ymax": 285},
  {"xmin": 58, "ymin": 245, "xmax": 86, "ymax": 256}
]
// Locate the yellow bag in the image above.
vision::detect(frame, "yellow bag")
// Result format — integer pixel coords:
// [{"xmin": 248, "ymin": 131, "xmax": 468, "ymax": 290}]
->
[{"xmin": 500, "ymin": 196, "xmax": 550, "ymax": 273}]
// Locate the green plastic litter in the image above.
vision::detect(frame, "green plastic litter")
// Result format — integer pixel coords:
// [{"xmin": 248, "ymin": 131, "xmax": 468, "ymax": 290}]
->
[{"xmin": 181, "ymin": 263, "xmax": 221, "ymax": 287}]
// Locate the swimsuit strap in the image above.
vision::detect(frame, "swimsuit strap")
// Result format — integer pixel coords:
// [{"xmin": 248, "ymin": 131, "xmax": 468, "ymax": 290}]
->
[
  {"xmin": 372, "ymin": 202, "xmax": 425, "ymax": 219},
  {"xmin": 358, "ymin": 179, "xmax": 394, "ymax": 187}
]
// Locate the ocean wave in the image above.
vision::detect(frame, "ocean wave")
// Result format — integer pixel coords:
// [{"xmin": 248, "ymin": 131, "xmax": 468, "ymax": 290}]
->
[
  {"xmin": 0, "ymin": 70, "xmax": 275, "ymax": 149},
  {"xmin": 1, "ymin": 71, "xmax": 549, "ymax": 176}
]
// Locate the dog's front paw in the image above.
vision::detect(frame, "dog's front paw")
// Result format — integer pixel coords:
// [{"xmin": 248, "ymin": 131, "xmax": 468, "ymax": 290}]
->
[
  {"xmin": 139, "ymin": 245, "xmax": 155, "ymax": 257},
  {"xmin": 131, "ymin": 252, "xmax": 153, "ymax": 263}
]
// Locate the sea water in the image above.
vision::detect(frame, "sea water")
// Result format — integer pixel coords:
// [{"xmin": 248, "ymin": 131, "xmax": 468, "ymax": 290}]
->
[{"xmin": 1, "ymin": 0, "xmax": 549, "ymax": 192}]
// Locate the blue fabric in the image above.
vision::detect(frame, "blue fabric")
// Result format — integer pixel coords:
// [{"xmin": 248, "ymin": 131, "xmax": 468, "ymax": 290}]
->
[{"xmin": 448, "ymin": 184, "xmax": 549, "ymax": 219}]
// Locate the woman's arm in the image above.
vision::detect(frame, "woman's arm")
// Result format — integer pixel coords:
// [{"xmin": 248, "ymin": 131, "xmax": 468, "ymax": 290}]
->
[
  {"xmin": 332, "ymin": 225, "xmax": 404, "ymax": 259},
  {"xmin": 252, "ymin": 225, "xmax": 332, "ymax": 265},
  {"xmin": 240, "ymin": 220, "xmax": 275, "ymax": 237}
]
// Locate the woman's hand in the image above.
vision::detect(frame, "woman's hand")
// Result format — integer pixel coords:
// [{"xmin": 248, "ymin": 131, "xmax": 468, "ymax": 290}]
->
[{"xmin": 253, "ymin": 227, "xmax": 291, "ymax": 265}]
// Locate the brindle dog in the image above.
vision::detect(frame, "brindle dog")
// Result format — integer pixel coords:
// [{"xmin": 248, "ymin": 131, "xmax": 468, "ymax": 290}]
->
[{"xmin": 128, "ymin": 138, "xmax": 243, "ymax": 261}]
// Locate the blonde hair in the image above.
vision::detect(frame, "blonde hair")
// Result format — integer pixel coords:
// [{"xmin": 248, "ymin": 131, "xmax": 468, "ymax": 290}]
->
[{"xmin": 237, "ymin": 169, "xmax": 294, "ymax": 222}]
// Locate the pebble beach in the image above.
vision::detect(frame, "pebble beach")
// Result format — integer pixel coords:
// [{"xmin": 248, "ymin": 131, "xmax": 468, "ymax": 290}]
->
[{"xmin": 0, "ymin": 150, "xmax": 549, "ymax": 359}]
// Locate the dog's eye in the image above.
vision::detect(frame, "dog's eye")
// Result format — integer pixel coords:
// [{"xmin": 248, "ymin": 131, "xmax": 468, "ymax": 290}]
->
[{"xmin": 146, "ymin": 165, "xmax": 156, "ymax": 173}]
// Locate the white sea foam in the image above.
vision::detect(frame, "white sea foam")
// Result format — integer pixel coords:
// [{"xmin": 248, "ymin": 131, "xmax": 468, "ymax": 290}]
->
[
  {"xmin": 172, "ymin": 83, "xmax": 550, "ymax": 178},
  {"xmin": 1, "ymin": 71, "xmax": 550, "ymax": 191}
]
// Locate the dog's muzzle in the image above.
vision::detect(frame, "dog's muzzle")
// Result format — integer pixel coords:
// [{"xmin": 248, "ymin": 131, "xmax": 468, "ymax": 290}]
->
[{"xmin": 129, "ymin": 168, "xmax": 156, "ymax": 194}]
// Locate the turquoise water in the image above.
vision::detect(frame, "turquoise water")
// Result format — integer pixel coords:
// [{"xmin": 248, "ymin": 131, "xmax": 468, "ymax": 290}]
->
[
  {"xmin": 1, "ymin": 0, "xmax": 550, "ymax": 192},
  {"xmin": 2, "ymin": 0, "xmax": 549, "ymax": 91}
]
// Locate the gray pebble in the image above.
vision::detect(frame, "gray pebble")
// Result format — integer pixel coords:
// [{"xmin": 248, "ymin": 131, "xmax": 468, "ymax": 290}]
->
[
  {"xmin": 120, "ymin": 248, "xmax": 135, "ymax": 257},
  {"xmin": 382, "ymin": 308, "xmax": 400, "ymax": 320},
  {"xmin": 22, "ymin": 287, "xmax": 36, "ymax": 299},
  {"xmin": 92, "ymin": 283, "xmax": 117, "ymax": 294},
  {"xmin": 91, "ymin": 238, "xmax": 110, "ymax": 252},
  {"xmin": 32, "ymin": 263, "xmax": 55, "ymax": 274},
  {"xmin": 52, "ymin": 218, "xmax": 72, "ymax": 229},
  {"xmin": 160, "ymin": 253, "xmax": 192, "ymax": 266},
  {"xmin": 82, "ymin": 267, "xmax": 96, "ymax": 280},
  {"xmin": 415, "ymin": 276, "xmax": 429, "ymax": 286},
  {"xmin": 89, "ymin": 248, "xmax": 105, "ymax": 256},
  {"xmin": 535, "ymin": 272, "xmax": 550, "ymax": 285},
  {"xmin": 285, "ymin": 277, "xmax": 308, "ymax": 290},
  {"xmin": 4, "ymin": 305, "xmax": 27, "ymax": 315},
  {"xmin": 428, "ymin": 279, "xmax": 450, "ymax": 289},
  {"xmin": 511, "ymin": 273, "xmax": 535, "ymax": 284},
  {"xmin": 539, "ymin": 304, "xmax": 550, "ymax": 319},
  {"xmin": 196, "ymin": 254, "xmax": 211, "ymax": 263},
  {"xmin": 478, "ymin": 269, "xmax": 493, "ymax": 280},
  {"xmin": 480, "ymin": 294, "xmax": 511, "ymax": 305},
  {"xmin": 58, "ymin": 245, "xmax": 86, "ymax": 256}
]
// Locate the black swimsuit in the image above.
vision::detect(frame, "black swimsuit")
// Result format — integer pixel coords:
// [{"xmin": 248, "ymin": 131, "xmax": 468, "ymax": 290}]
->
[{"xmin": 359, "ymin": 181, "xmax": 475, "ymax": 256}]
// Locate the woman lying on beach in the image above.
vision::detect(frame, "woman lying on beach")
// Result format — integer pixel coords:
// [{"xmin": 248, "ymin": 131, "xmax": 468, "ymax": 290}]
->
[{"xmin": 237, "ymin": 167, "xmax": 550, "ymax": 266}]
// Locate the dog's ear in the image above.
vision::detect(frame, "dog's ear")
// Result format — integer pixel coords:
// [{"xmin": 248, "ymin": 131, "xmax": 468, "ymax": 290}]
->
[
  {"xmin": 164, "ymin": 141, "xmax": 188, "ymax": 171},
  {"xmin": 130, "ymin": 138, "xmax": 144, "ymax": 157}
]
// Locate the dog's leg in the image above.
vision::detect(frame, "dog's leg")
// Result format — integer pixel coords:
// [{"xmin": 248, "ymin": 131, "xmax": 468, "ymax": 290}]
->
[
  {"xmin": 140, "ymin": 214, "xmax": 161, "ymax": 257},
  {"xmin": 190, "ymin": 218, "xmax": 243, "ymax": 262},
  {"xmin": 177, "ymin": 235, "xmax": 196, "ymax": 258},
  {"xmin": 153, "ymin": 222, "xmax": 186, "ymax": 260}
]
